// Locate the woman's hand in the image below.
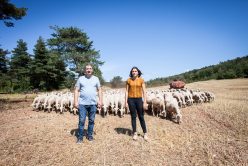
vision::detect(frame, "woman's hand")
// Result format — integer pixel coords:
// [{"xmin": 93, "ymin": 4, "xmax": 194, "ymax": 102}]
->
[
  {"xmin": 143, "ymin": 102, "xmax": 148, "ymax": 110},
  {"xmin": 125, "ymin": 102, "xmax": 128, "ymax": 108}
]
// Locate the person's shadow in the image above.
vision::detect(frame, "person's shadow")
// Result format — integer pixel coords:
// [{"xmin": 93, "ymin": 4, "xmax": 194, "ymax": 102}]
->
[
  {"xmin": 70, "ymin": 129, "xmax": 88, "ymax": 138},
  {"xmin": 114, "ymin": 128, "xmax": 132, "ymax": 136}
]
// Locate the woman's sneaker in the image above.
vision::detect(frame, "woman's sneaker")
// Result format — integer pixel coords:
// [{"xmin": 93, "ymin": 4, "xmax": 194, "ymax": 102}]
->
[
  {"xmin": 144, "ymin": 133, "xmax": 148, "ymax": 141},
  {"xmin": 133, "ymin": 132, "xmax": 138, "ymax": 140}
]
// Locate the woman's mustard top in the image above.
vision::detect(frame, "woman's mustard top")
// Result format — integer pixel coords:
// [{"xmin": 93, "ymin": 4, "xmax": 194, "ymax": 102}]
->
[{"xmin": 126, "ymin": 77, "xmax": 144, "ymax": 98}]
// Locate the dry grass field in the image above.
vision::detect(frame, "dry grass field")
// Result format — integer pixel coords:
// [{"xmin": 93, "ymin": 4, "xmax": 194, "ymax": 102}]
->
[{"xmin": 0, "ymin": 79, "xmax": 247, "ymax": 166}]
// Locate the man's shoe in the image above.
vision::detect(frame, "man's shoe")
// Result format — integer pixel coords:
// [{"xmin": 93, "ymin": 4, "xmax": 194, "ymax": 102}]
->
[
  {"xmin": 76, "ymin": 139, "xmax": 83, "ymax": 144},
  {"xmin": 133, "ymin": 132, "xmax": 138, "ymax": 140},
  {"xmin": 87, "ymin": 137, "xmax": 94, "ymax": 141}
]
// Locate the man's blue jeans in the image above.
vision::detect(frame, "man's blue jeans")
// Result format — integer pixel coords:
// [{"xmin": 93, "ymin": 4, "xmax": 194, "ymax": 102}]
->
[{"xmin": 78, "ymin": 104, "xmax": 97, "ymax": 140}]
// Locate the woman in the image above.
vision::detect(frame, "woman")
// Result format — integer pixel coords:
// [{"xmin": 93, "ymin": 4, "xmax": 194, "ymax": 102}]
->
[{"xmin": 125, "ymin": 66, "xmax": 148, "ymax": 141}]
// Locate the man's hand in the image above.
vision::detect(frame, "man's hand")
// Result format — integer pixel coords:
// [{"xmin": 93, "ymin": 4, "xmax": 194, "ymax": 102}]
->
[
  {"xmin": 97, "ymin": 102, "xmax": 102, "ymax": 111},
  {"xmin": 74, "ymin": 102, "xmax": 79, "ymax": 109}
]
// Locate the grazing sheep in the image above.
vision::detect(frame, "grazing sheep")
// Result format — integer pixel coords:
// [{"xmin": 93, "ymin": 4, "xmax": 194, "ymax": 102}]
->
[
  {"xmin": 204, "ymin": 91, "xmax": 215, "ymax": 102},
  {"xmin": 164, "ymin": 92, "xmax": 182, "ymax": 124},
  {"xmin": 151, "ymin": 92, "xmax": 165, "ymax": 117}
]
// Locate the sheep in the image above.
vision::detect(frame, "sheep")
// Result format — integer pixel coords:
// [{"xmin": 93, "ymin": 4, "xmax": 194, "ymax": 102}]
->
[
  {"xmin": 164, "ymin": 92, "xmax": 182, "ymax": 124},
  {"xmin": 151, "ymin": 92, "xmax": 165, "ymax": 117},
  {"xmin": 34, "ymin": 94, "xmax": 49, "ymax": 110},
  {"xmin": 190, "ymin": 90, "xmax": 204, "ymax": 104},
  {"xmin": 31, "ymin": 95, "xmax": 42, "ymax": 109},
  {"xmin": 204, "ymin": 91, "xmax": 215, "ymax": 102},
  {"xmin": 171, "ymin": 91, "xmax": 186, "ymax": 108},
  {"xmin": 116, "ymin": 92, "xmax": 126, "ymax": 117},
  {"xmin": 146, "ymin": 91, "xmax": 156, "ymax": 116},
  {"xmin": 46, "ymin": 94, "xmax": 57, "ymax": 112},
  {"xmin": 59, "ymin": 94, "xmax": 73, "ymax": 114},
  {"xmin": 101, "ymin": 92, "xmax": 111, "ymax": 117},
  {"xmin": 180, "ymin": 88, "xmax": 194, "ymax": 106}
]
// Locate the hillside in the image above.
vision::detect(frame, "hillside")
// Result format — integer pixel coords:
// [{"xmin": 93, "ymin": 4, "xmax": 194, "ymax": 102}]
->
[
  {"xmin": 146, "ymin": 55, "xmax": 248, "ymax": 87},
  {"xmin": 0, "ymin": 79, "xmax": 247, "ymax": 165}
]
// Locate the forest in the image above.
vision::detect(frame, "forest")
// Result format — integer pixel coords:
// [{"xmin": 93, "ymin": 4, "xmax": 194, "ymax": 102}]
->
[{"xmin": 146, "ymin": 55, "xmax": 248, "ymax": 87}]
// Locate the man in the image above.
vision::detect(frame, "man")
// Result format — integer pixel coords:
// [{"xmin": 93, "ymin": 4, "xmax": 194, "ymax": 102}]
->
[{"xmin": 74, "ymin": 64, "xmax": 102, "ymax": 144}]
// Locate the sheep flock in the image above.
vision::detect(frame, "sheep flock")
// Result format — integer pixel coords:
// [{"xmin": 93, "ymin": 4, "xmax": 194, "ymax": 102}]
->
[{"xmin": 31, "ymin": 88, "xmax": 215, "ymax": 124}]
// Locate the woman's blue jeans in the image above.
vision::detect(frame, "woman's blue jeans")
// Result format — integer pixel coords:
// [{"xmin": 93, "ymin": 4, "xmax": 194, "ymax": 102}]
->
[{"xmin": 78, "ymin": 104, "xmax": 97, "ymax": 140}]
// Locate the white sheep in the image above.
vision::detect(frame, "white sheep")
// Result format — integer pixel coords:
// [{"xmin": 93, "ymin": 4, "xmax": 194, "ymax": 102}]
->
[{"xmin": 164, "ymin": 92, "xmax": 182, "ymax": 124}]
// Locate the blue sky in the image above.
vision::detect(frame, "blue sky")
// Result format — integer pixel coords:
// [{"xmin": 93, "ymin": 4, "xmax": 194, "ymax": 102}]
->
[{"xmin": 1, "ymin": 0, "xmax": 248, "ymax": 81}]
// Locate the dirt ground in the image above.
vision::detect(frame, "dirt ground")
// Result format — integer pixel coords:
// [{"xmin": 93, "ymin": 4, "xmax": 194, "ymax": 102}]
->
[{"xmin": 0, "ymin": 79, "xmax": 247, "ymax": 166}]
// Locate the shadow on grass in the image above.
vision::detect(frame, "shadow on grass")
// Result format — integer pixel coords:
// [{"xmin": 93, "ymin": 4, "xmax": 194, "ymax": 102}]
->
[
  {"xmin": 70, "ymin": 128, "xmax": 97, "ymax": 138},
  {"xmin": 114, "ymin": 127, "xmax": 132, "ymax": 136},
  {"xmin": 70, "ymin": 128, "xmax": 88, "ymax": 137}
]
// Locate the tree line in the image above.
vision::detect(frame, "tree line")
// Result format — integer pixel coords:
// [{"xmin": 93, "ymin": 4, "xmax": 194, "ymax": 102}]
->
[
  {"xmin": 0, "ymin": 26, "xmax": 104, "ymax": 93},
  {"xmin": 146, "ymin": 55, "xmax": 248, "ymax": 87}
]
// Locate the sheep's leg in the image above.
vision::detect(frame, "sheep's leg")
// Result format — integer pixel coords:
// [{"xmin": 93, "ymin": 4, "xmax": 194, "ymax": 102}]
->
[
  {"xmin": 151, "ymin": 104, "xmax": 155, "ymax": 116},
  {"xmin": 175, "ymin": 108, "xmax": 182, "ymax": 124},
  {"xmin": 161, "ymin": 103, "xmax": 166, "ymax": 118}
]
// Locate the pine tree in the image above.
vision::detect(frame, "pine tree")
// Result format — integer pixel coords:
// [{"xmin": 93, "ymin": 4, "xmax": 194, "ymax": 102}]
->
[
  {"xmin": 0, "ymin": 47, "xmax": 9, "ymax": 73},
  {"xmin": 30, "ymin": 37, "xmax": 67, "ymax": 90},
  {"xmin": 0, "ymin": 0, "xmax": 27, "ymax": 27},
  {"xmin": 47, "ymin": 26, "xmax": 104, "ymax": 81},
  {"xmin": 30, "ymin": 37, "xmax": 49, "ymax": 90},
  {"xmin": 9, "ymin": 39, "xmax": 31, "ymax": 92},
  {"xmin": 0, "ymin": 46, "xmax": 10, "ymax": 92},
  {"xmin": 44, "ymin": 51, "xmax": 67, "ymax": 90}
]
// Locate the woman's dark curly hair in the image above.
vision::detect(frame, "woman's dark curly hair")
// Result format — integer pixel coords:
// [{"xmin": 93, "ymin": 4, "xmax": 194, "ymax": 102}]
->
[{"xmin": 129, "ymin": 66, "xmax": 142, "ymax": 77}]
